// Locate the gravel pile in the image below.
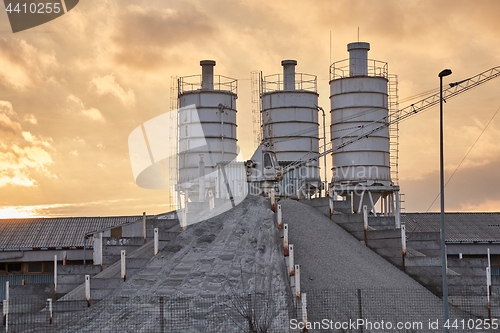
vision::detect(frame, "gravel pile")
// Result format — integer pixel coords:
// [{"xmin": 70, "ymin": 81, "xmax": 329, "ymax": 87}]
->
[
  {"xmin": 55, "ymin": 195, "xmax": 293, "ymax": 333},
  {"xmin": 280, "ymin": 199, "xmax": 476, "ymax": 331}
]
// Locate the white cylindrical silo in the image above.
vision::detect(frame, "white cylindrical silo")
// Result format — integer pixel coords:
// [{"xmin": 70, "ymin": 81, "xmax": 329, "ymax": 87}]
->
[
  {"xmin": 178, "ymin": 60, "xmax": 238, "ymax": 201},
  {"xmin": 330, "ymin": 42, "xmax": 392, "ymax": 211},
  {"xmin": 261, "ymin": 60, "xmax": 320, "ymax": 197}
]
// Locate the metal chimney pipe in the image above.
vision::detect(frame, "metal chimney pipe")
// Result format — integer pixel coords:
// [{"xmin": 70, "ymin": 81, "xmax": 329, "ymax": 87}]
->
[
  {"xmin": 200, "ymin": 60, "xmax": 216, "ymax": 90},
  {"xmin": 347, "ymin": 42, "xmax": 370, "ymax": 76},
  {"xmin": 281, "ymin": 59, "xmax": 297, "ymax": 91}
]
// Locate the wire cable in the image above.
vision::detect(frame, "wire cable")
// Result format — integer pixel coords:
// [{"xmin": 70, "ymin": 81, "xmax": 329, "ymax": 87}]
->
[{"xmin": 426, "ymin": 105, "xmax": 500, "ymax": 211}]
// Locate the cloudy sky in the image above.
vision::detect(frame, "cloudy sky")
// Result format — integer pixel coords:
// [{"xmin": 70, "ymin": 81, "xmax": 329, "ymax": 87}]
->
[{"xmin": 0, "ymin": 0, "xmax": 499, "ymax": 217}]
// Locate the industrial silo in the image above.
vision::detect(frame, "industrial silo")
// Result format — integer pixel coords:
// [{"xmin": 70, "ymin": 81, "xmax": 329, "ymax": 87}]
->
[
  {"xmin": 177, "ymin": 60, "xmax": 238, "ymax": 202},
  {"xmin": 330, "ymin": 42, "xmax": 399, "ymax": 214},
  {"xmin": 261, "ymin": 60, "xmax": 321, "ymax": 197}
]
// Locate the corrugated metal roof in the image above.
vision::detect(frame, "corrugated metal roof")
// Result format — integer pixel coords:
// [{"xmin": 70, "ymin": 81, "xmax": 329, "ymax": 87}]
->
[
  {"xmin": 0, "ymin": 216, "xmax": 144, "ymax": 250},
  {"xmin": 402, "ymin": 212, "xmax": 500, "ymax": 243}
]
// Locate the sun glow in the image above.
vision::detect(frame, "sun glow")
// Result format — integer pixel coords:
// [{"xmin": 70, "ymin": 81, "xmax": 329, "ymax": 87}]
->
[{"xmin": 0, "ymin": 206, "xmax": 39, "ymax": 218}]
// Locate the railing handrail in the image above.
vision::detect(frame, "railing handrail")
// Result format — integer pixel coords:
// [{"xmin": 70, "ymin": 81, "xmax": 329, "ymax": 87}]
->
[
  {"xmin": 261, "ymin": 72, "xmax": 317, "ymax": 93},
  {"xmin": 178, "ymin": 74, "xmax": 238, "ymax": 94},
  {"xmin": 330, "ymin": 58, "xmax": 388, "ymax": 80}
]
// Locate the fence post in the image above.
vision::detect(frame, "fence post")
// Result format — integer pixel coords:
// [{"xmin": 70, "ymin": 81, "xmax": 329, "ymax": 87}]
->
[
  {"xmin": 2, "ymin": 300, "xmax": 5, "ymax": 327},
  {"xmin": 2, "ymin": 283, "xmax": 7, "ymax": 328},
  {"xmin": 159, "ymin": 296, "xmax": 165, "ymax": 332},
  {"xmin": 357, "ymin": 289, "xmax": 363, "ymax": 333},
  {"xmin": 301, "ymin": 293, "xmax": 307, "ymax": 333},
  {"xmin": 208, "ymin": 189, "xmax": 215, "ymax": 210},
  {"xmin": 329, "ymin": 194, "xmax": 333, "ymax": 219},
  {"xmin": 277, "ymin": 204, "xmax": 283, "ymax": 229},
  {"xmin": 289, "ymin": 244, "xmax": 294, "ymax": 276},
  {"xmin": 270, "ymin": 189, "xmax": 276, "ymax": 212},
  {"xmin": 284, "ymin": 224, "xmax": 289, "ymax": 256},
  {"xmin": 97, "ymin": 232, "xmax": 103, "ymax": 271},
  {"xmin": 85, "ymin": 275, "xmax": 91, "ymax": 307},
  {"xmin": 295, "ymin": 265, "xmax": 300, "ymax": 298},
  {"xmin": 121, "ymin": 250, "xmax": 126, "ymax": 281},
  {"xmin": 154, "ymin": 228, "xmax": 159, "ymax": 256},
  {"xmin": 401, "ymin": 224, "xmax": 407, "ymax": 272},
  {"xmin": 488, "ymin": 248, "xmax": 492, "ymax": 295},
  {"xmin": 363, "ymin": 205, "xmax": 368, "ymax": 245},
  {"xmin": 142, "ymin": 212, "xmax": 147, "ymax": 243},
  {"xmin": 54, "ymin": 255, "xmax": 57, "ymax": 294},
  {"xmin": 47, "ymin": 298, "xmax": 53, "ymax": 324},
  {"xmin": 4, "ymin": 299, "xmax": 7, "ymax": 333}
]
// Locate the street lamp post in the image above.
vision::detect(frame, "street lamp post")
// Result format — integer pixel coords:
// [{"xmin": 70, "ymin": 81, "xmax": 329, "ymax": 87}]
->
[
  {"xmin": 317, "ymin": 106, "xmax": 328, "ymax": 197},
  {"xmin": 439, "ymin": 68, "xmax": 452, "ymax": 330}
]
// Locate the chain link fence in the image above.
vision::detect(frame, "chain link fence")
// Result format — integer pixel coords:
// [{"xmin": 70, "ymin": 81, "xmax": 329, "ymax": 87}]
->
[{"xmin": 1, "ymin": 287, "xmax": 499, "ymax": 332}]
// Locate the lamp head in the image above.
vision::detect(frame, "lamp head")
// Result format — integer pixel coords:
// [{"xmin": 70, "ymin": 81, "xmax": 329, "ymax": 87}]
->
[{"xmin": 439, "ymin": 69, "xmax": 452, "ymax": 78}]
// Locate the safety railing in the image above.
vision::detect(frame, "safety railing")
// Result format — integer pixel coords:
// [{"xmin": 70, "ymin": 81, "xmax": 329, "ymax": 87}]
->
[
  {"xmin": 261, "ymin": 73, "xmax": 317, "ymax": 93},
  {"xmin": 330, "ymin": 58, "xmax": 388, "ymax": 80},
  {"xmin": 178, "ymin": 74, "xmax": 237, "ymax": 94}
]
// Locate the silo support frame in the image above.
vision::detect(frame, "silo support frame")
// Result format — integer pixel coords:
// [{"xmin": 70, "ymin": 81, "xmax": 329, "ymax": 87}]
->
[{"xmin": 335, "ymin": 185, "xmax": 400, "ymax": 215}]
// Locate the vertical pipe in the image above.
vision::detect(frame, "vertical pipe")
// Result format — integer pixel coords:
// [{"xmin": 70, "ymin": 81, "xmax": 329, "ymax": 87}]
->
[
  {"xmin": 350, "ymin": 192, "xmax": 354, "ymax": 214},
  {"xmin": 277, "ymin": 204, "xmax": 282, "ymax": 229},
  {"xmin": 295, "ymin": 265, "xmax": 300, "ymax": 298},
  {"xmin": 401, "ymin": 224, "xmax": 407, "ymax": 272},
  {"xmin": 121, "ymin": 250, "xmax": 126, "ymax": 282},
  {"xmin": 289, "ymin": 244, "xmax": 294, "ymax": 276},
  {"xmin": 142, "ymin": 212, "xmax": 147, "ymax": 244},
  {"xmin": 154, "ymin": 228, "xmax": 159, "ymax": 256},
  {"xmin": 47, "ymin": 298, "xmax": 53, "ymax": 324},
  {"xmin": 63, "ymin": 251, "xmax": 67, "ymax": 266},
  {"xmin": 347, "ymin": 42, "xmax": 370, "ymax": 76},
  {"xmin": 281, "ymin": 60, "xmax": 297, "ymax": 91},
  {"xmin": 284, "ymin": 224, "xmax": 289, "ymax": 256},
  {"xmin": 85, "ymin": 275, "xmax": 90, "ymax": 307},
  {"xmin": 322, "ymin": 109, "xmax": 327, "ymax": 197},
  {"xmin": 363, "ymin": 205, "xmax": 368, "ymax": 245},
  {"xmin": 54, "ymin": 255, "xmax": 57, "ymax": 295},
  {"xmin": 200, "ymin": 60, "xmax": 216, "ymax": 90},
  {"xmin": 5, "ymin": 282, "xmax": 8, "ymax": 302}
]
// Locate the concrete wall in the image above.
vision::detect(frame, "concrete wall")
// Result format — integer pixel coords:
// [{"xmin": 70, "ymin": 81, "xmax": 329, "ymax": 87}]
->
[
  {"xmin": 0, "ymin": 249, "xmax": 91, "ymax": 262},
  {"xmin": 57, "ymin": 265, "xmax": 101, "ymax": 294}
]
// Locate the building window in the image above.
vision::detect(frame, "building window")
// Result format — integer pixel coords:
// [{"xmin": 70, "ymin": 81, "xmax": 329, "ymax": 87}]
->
[
  {"xmin": 111, "ymin": 226, "xmax": 122, "ymax": 238},
  {"xmin": 44, "ymin": 261, "xmax": 54, "ymax": 273},
  {"xmin": 27, "ymin": 262, "xmax": 43, "ymax": 273},
  {"xmin": 6, "ymin": 263, "xmax": 21, "ymax": 274}
]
